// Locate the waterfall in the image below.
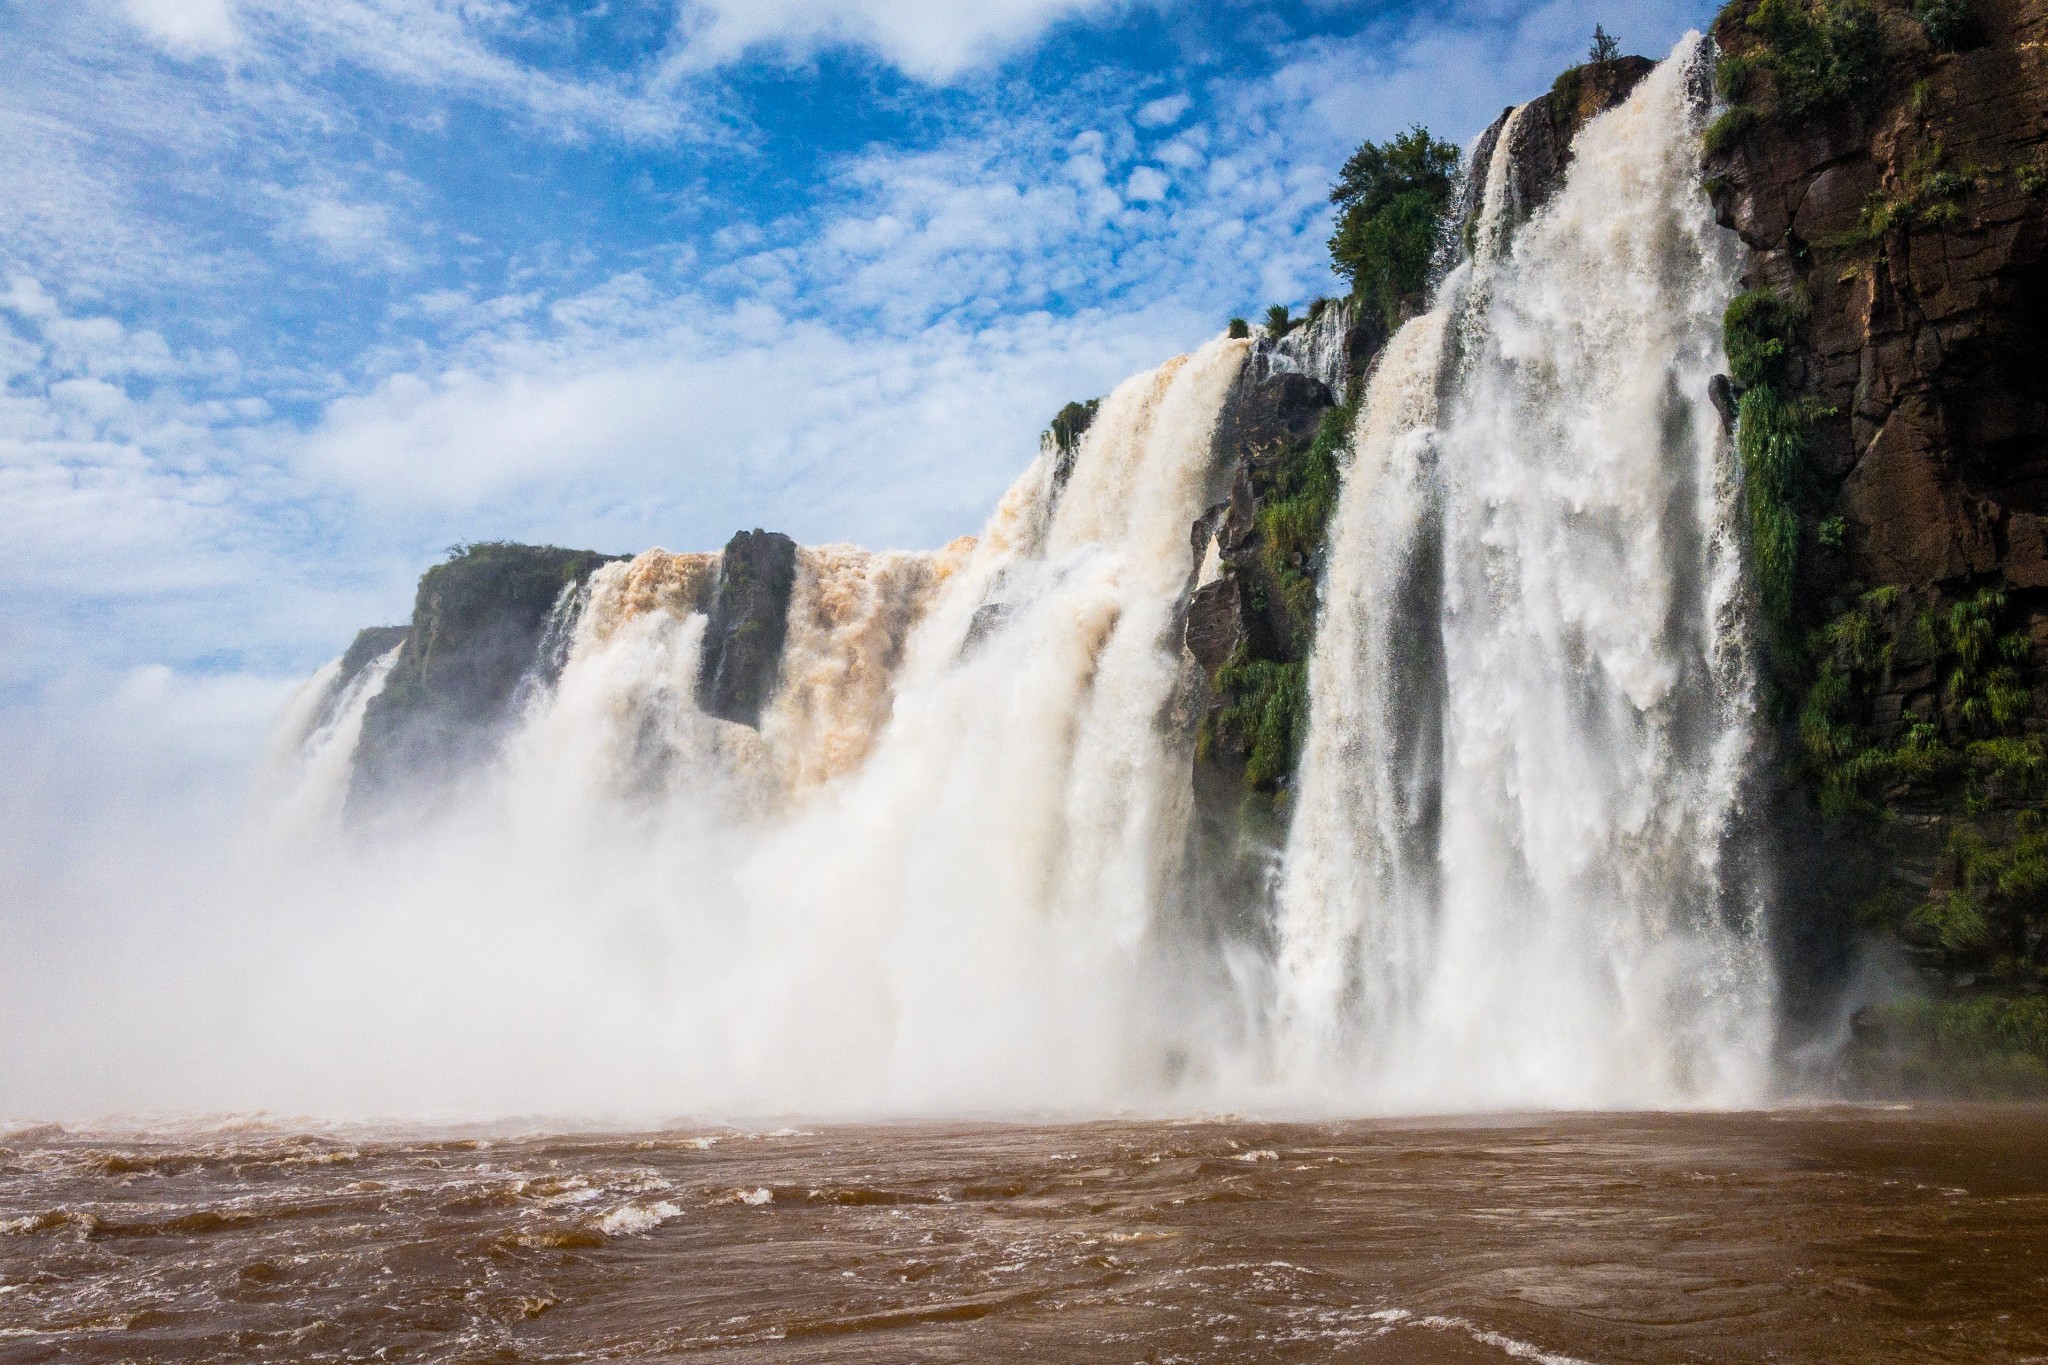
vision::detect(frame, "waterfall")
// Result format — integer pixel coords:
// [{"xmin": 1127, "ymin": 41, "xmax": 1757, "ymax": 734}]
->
[
  {"xmin": 1277, "ymin": 34, "xmax": 1773, "ymax": 1108},
  {"xmin": 262, "ymin": 644, "xmax": 402, "ymax": 838},
  {"xmin": 1261, "ymin": 296, "xmax": 1357, "ymax": 396},
  {"xmin": 761, "ymin": 543, "xmax": 970, "ymax": 798},
  {"xmin": 724, "ymin": 334, "xmax": 1249, "ymax": 1106},
  {"xmin": 246, "ymin": 34, "xmax": 1781, "ymax": 1117}
]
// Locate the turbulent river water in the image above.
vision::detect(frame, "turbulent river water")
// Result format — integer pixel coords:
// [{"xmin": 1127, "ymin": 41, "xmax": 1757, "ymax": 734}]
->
[{"xmin": 4, "ymin": 1108, "xmax": 2046, "ymax": 1363}]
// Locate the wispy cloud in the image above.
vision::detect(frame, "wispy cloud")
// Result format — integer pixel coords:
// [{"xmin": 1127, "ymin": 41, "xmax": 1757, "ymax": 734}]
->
[
  {"xmin": 122, "ymin": 0, "xmax": 243, "ymax": 57},
  {"xmin": 656, "ymin": 0, "xmax": 1135, "ymax": 82}
]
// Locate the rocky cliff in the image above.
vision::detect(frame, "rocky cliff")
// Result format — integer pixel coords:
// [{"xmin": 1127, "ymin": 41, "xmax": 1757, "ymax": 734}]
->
[
  {"xmin": 697, "ymin": 529, "xmax": 798, "ymax": 727},
  {"xmin": 1707, "ymin": 0, "xmax": 2048, "ymax": 1089},
  {"xmin": 349, "ymin": 543, "xmax": 619, "ymax": 815},
  {"xmin": 346, "ymin": 529, "xmax": 807, "ymax": 813}
]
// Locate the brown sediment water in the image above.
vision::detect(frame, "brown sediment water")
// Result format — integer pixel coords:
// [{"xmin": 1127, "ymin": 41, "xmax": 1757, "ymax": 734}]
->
[{"xmin": 2, "ymin": 1106, "xmax": 2045, "ymax": 1361}]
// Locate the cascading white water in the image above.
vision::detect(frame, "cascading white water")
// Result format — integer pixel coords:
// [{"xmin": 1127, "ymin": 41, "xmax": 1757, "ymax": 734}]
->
[
  {"xmin": 238, "ymin": 335, "xmax": 1248, "ymax": 1115},
  {"xmin": 1277, "ymin": 33, "xmax": 1772, "ymax": 1108},
  {"xmin": 261, "ymin": 644, "xmax": 402, "ymax": 839},
  {"xmin": 722, "ymin": 335, "xmax": 1249, "ymax": 1108},
  {"xmin": 233, "ymin": 35, "xmax": 1777, "ymax": 1119}
]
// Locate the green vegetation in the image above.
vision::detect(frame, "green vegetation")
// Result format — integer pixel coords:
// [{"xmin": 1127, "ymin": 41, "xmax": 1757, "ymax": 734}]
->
[
  {"xmin": 1227, "ymin": 317, "xmax": 1250, "ymax": 339},
  {"xmin": 1745, "ymin": 0, "xmax": 1887, "ymax": 114},
  {"xmin": 1857, "ymin": 993, "xmax": 2048, "ymax": 1093},
  {"xmin": 1046, "ymin": 398, "xmax": 1101, "ymax": 459},
  {"xmin": 1737, "ymin": 386, "xmax": 1806, "ymax": 627},
  {"xmin": 1589, "ymin": 23, "xmax": 1622, "ymax": 62},
  {"xmin": 1708, "ymin": 0, "xmax": 1889, "ymax": 155},
  {"xmin": 1255, "ymin": 401, "xmax": 1351, "ymax": 636},
  {"xmin": 1725, "ymin": 287, "xmax": 1804, "ymax": 390},
  {"xmin": 1264, "ymin": 304, "xmax": 1296, "ymax": 338},
  {"xmin": 1913, "ymin": 0, "xmax": 1981, "ymax": 51},
  {"xmin": 1200, "ymin": 399, "xmax": 1357, "ymax": 798},
  {"xmin": 1797, "ymin": 587, "xmax": 1914, "ymax": 817},
  {"xmin": 1932, "ymin": 590, "xmax": 2033, "ymax": 738},
  {"xmin": 1205, "ymin": 654, "xmax": 1309, "ymax": 790},
  {"xmin": 1328, "ymin": 126, "xmax": 1461, "ymax": 331},
  {"xmin": 1705, "ymin": 104, "xmax": 1759, "ymax": 156},
  {"xmin": 1549, "ymin": 66, "xmax": 1585, "ymax": 138},
  {"xmin": 1725, "ymin": 288, "xmax": 1814, "ymax": 630},
  {"xmin": 1796, "ymin": 587, "xmax": 2039, "ymax": 819},
  {"xmin": 1831, "ymin": 145, "xmax": 1974, "ymax": 246}
]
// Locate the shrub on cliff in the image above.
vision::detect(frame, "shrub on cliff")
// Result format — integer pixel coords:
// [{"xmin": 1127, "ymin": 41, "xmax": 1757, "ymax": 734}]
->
[
  {"xmin": 1725, "ymin": 288, "xmax": 1814, "ymax": 630},
  {"xmin": 1746, "ymin": 0, "xmax": 1886, "ymax": 114},
  {"xmin": 1046, "ymin": 398, "xmax": 1100, "ymax": 459},
  {"xmin": 1708, "ymin": 0, "xmax": 1888, "ymax": 153},
  {"xmin": 1328, "ymin": 126, "xmax": 1461, "ymax": 331},
  {"xmin": 1913, "ymin": 0, "xmax": 1981, "ymax": 51}
]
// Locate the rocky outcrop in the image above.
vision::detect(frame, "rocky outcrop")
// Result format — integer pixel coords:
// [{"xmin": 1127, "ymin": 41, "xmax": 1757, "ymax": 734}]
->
[
  {"xmin": 342, "ymin": 526, "xmax": 807, "ymax": 814},
  {"xmin": 348, "ymin": 543, "xmax": 618, "ymax": 815},
  {"xmin": 1463, "ymin": 56, "xmax": 1659, "ymax": 238},
  {"xmin": 696, "ymin": 529, "xmax": 799, "ymax": 727},
  {"xmin": 336, "ymin": 625, "xmax": 409, "ymax": 691},
  {"xmin": 1187, "ymin": 370, "xmax": 1335, "ymax": 683},
  {"xmin": 1257, "ymin": 296, "xmax": 1377, "ymax": 400},
  {"xmin": 1707, "ymin": 0, "xmax": 2048, "ymax": 1086},
  {"xmin": 1180, "ymin": 360, "xmax": 1341, "ymax": 924}
]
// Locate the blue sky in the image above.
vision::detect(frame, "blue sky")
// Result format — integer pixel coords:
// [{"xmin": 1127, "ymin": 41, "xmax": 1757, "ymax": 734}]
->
[{"xmin": 0, "ymin": 0, "xmax": 1719, "ymax": 756}]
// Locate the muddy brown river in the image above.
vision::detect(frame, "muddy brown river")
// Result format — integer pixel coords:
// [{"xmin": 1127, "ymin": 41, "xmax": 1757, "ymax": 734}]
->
[{"xmin": 2, "ymin": 1106, "xmax": 2045, "ymax": 1362}]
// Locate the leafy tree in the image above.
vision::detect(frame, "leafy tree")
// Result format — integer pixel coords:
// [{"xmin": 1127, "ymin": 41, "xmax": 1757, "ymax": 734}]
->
[
  {"xmin": 1589, "ymin": 23, "xmax": 1621, "ymax": 62},
  {"xmin": 1327, "ymin": 125, "xmax": 1460, "ymax": 330}
]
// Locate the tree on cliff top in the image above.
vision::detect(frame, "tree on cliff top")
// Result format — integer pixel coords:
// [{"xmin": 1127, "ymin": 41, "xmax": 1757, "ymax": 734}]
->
[
  {"xmin": 1589, "ymin": 24, "xmax": 1622, "ymax": 62},
  {"xmin": 1328, "ymin": 125, "xmax": 1460, "ymax": 331}
]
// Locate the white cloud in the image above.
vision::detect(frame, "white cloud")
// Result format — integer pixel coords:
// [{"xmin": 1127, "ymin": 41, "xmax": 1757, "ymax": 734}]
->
[
  {"xmin": 660, "ymin": 0, "xmax": 1130, "ymax": 82},
  {"xmin": 1133, "ymin": 93, "xmax": 1190, "ymax": 128},
  {"xmin": 123, "ymin": 0, "xmax": 242, "ymax": 57},
  {"xmin": 255, "ymin": 0, "xmax": 704, "ymax": 140},
  {"xmin": 275, "ymin": 183, "xmax": 414, "ymax": 269},
  {"xmin": 1125, "ymin": 165, "xmax": 1169, "ymax": 202}
]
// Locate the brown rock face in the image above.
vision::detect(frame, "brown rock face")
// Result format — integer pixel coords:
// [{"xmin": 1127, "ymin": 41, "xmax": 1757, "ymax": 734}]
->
[
  {"xmin": 1707, "ymin": 0, "xmax": 2048, "ymax": 1040},
  {"xmin": 1711, "ymin": 0, "xmax": 2048, "ymax": 601}
]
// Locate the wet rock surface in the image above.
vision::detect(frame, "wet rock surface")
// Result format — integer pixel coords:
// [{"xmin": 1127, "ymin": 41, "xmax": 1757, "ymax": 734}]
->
[
  {"xmin": 1708, "ymin": 0, "xmax": 2048, "ymax": 1050},
  {"xmin": 348, "ymin": 543, "xmax": 618, "ymax": 816},
  {"xmin": 696, "ymin": 529, "xmax": 800, "ymax": 728}
]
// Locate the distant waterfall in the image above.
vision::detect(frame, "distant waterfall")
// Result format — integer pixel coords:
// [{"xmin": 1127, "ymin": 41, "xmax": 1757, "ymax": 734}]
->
[
  {"xmin": 762, "ymin": 544, "xmax": 970, "ymax": 797},
  {"xmin": 262, "ymin": 644, "xmax": 402, "ymax": 838},
  {"xmin": 1277, "ymin": 33, "xmax": 1771, "ymax": 1107}
]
